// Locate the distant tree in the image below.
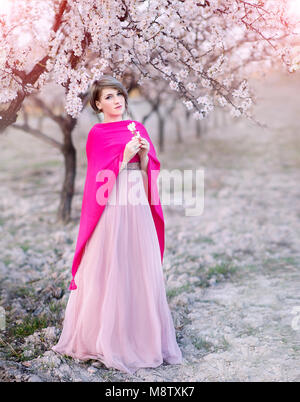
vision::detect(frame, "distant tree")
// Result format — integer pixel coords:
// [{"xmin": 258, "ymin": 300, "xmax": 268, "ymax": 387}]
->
[{"xmin": 12, "ymin": 91, "xmax": 89, "ymax": 222}]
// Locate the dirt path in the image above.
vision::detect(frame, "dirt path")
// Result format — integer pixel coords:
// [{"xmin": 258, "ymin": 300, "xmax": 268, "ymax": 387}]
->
[{"xmin": 0, "ymin": 71, "xmax": 300, "ymax": 381}]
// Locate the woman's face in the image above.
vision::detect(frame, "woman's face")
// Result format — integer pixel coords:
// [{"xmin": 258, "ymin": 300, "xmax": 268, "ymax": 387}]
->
[{"xmin": 96, "ymin": 87, "xmax": 125, "ymax": 118}]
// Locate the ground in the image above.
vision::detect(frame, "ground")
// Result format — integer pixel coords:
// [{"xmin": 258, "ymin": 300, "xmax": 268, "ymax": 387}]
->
[{"xmin": 0, "ymin": 70, "xmax": 300, "ymax": 381}]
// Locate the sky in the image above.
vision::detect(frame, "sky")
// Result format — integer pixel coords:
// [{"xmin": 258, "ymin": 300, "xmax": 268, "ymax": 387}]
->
[{"xmin": 0, "ymin": 0, "xmax": 11, "ymax": 16}]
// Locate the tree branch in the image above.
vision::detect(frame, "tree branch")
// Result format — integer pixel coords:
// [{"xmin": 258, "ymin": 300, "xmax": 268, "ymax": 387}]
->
[{"xmin": 11, "ymin": 122, "xmax": 63, "ymax": 151}]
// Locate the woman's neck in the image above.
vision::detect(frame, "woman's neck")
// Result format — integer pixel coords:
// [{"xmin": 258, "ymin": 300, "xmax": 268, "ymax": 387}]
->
[{"xmin": 102, "ymin": 117, "xmax": 124, "ymax": 123}]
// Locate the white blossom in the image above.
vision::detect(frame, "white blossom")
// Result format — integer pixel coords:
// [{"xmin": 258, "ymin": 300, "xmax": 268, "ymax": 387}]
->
[
  {"xmin": 187, "ymin": 82, "xmax": 197, "ymax": 91},
  {"xmin": 183, "ymin": 100, "xmax": 193, "ymax": 110},
  {"xmin": 193, "ymin": 111, "xmax": 204, "ymax": 120},
  {"xmin": 0, "ymin": 0, "xmax": 294, "ymax": 124},
  {"xmin": 169, "ymin": 80, "xmax": 179, "ymax": 91},
  {"xmin": 230, "ymin": 107, "xmax": 242, "ymax": 117},
  {"xmin": 217, "ymin": 95, "xmax": 228, "ymax": 107}
]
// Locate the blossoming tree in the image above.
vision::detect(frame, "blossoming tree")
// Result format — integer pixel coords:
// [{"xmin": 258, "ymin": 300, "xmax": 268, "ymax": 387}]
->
[{"xmin": 0, "ymin": 0, "xmax": 298, "ymax": 133}]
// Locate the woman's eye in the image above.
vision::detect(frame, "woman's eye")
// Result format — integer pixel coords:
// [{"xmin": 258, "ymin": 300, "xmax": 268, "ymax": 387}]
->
[{"xmin": 106, "ymin": 93, "xmax": 122, "ymax": 99}]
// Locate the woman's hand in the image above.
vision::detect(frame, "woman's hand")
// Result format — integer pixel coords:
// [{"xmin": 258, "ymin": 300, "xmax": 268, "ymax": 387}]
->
[
  {"xmin": 137, "ymin": 137, "xmax": 150, "ymax": 160},
  {"xmin": 122, "ymin": 136, "xmax": 142, "ymax": 164}
]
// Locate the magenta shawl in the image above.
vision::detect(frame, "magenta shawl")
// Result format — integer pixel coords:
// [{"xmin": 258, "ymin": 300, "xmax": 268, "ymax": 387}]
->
[{"xmin": 69, "ymin": 119, "xmax": 165, "ymax": 290}]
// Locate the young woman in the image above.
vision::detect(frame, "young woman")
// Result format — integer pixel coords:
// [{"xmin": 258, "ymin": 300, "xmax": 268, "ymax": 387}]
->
[{"xmin": 51, "ymin": 75, "xmax": 183, "ymax": 375}]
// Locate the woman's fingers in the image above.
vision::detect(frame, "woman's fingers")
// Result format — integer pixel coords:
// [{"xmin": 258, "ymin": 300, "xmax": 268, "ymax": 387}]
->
[{"xmin": 129, "ymin": 137, "xmax": 149, "ymax": 152}]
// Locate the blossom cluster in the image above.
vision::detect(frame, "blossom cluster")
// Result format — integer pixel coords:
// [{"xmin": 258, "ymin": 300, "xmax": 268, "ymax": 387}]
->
[{"xmin": 0, "ymin": 0, "xmax": 296, "ymax": 129}]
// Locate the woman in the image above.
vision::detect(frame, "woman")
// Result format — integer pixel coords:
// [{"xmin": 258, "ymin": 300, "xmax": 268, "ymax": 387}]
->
[{"xmin": 51, "ymin": 75, "xmax": 183, "ymax": 375}]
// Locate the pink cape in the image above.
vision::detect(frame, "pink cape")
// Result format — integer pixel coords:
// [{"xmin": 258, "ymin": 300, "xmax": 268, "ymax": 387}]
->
[{"xmin": 69, "ymin": 120, "xmax": 165, "ymax": 290}]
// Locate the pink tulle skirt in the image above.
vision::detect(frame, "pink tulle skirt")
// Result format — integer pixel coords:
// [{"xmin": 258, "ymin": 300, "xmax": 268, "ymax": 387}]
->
[{"xmin": 51, "ymin": 162, "xmax": 183, "ymax": 374}]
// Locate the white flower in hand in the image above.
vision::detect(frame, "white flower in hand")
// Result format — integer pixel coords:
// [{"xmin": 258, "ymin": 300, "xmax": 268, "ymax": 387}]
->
[{"xmin": 127, "ymin": 122, "xmax": 136, "ymax": 134}]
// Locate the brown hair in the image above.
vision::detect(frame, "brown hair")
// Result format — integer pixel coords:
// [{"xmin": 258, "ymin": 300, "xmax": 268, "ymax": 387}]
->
[{"xmin": 89, "ymin": 75, "xmax": 129, "ymax": 114}]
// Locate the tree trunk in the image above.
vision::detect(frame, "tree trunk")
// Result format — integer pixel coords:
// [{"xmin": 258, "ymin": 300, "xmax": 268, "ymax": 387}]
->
[
  {"xmin": 175, "ymin": 117, "xmax": 183, "ymax": 143},
  {"xmin": 196, "ymin": 119, "xmax": 202, "ymax": 138},
  {"xmin": 158, "ymin": 113, "xmax": 165, "ymax": 152},
  {"xmin": 57, "ymin": 127, "xmax": 76, "ymax": 223}
]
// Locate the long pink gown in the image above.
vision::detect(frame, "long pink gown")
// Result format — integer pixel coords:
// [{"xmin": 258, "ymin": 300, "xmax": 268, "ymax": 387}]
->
[{"xmin": 51, "ymin": 156, "xmax": 183, "ymax": 375}]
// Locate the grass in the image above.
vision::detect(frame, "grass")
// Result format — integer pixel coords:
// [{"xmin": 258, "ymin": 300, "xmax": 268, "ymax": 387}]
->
[
  {"xmin": 0, "ymin": 281, "xmax": 65, "ymax": 363},
  {"xmin": 13, "ymin": 285, "xmax": 36, "ymax": 299},
  {"xmin": 1, "ymin": 312, "xmax": 57, "ymax": 362},
  {"xmin": 190, "ymin": 334, "xmax": 230, "ymax": 355},
  {"xmin": 3, "ymin": 257, "xmax": 12, "ymax": 266},
  {"xmin": 243, "ymin": 325, "xmax": 258, "ymax": 337},
  {"xmin": 281, "ymin": 257, "xmax": 299, "ymax": 266},
  {"xmin": 262, "ymin": 256, "xmax": 300, "ymax": 273},
  {"xmin": 8, "ymin": 228, "xmax": 17, "ymax": 236},
  {"xmin": 49, "ymin": 300, "xmax": 64, "ymax": 314},
  {"xmin": 0, "ymin": 337, "xmax": 24, "ymax": 360},
  {"xmin": 8, "ymin": 315, "xmax": 49, "ymax": 338},
  {"xmin": 167, "ymin": 283, "xmax": 193, "ymax": 299},
  {"xmin": 167, "ymin": 260, "xmax": 239, "ymax": 301},
  {"xmin": 18, "ymin": 242, "xmax": 31, "ymax": 252},
  {"xmin": 206, "ymin": 262, "xmax": 237, "ymax": 281},
  {"xmin": 187, "ymin": 255, "xmax": 200, "ymax": 262},
  {"xmin": 218, "ymin": 335, "xmax": 231, "ymax": 352},
  {"xmin": 195, "ymin": 236, "xmax": 214, "ymax": 244},
  {"xmin": 192, "ymin": 336, "xmax": 214, "ymax": 352},
  {"xmin": 0, "ymin": 313, "xmax": 50, "ymax": 362}
]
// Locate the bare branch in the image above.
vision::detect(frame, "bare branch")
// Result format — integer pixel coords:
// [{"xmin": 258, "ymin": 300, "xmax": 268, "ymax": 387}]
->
[{"xmin": 11, "ymin": 122, "xmax": 63, "ymax": 151}]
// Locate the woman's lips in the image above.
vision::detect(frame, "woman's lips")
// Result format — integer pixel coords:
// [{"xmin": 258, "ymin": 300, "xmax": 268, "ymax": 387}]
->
[{"xmin": 115, "ymin": 105, "xmax": 122, "ymax": 109}]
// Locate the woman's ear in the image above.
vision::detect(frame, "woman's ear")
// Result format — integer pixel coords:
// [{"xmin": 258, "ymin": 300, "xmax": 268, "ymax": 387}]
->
[{"xmin": 96, "ymin": 101, "xmax": 102, "ymax": 112}]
